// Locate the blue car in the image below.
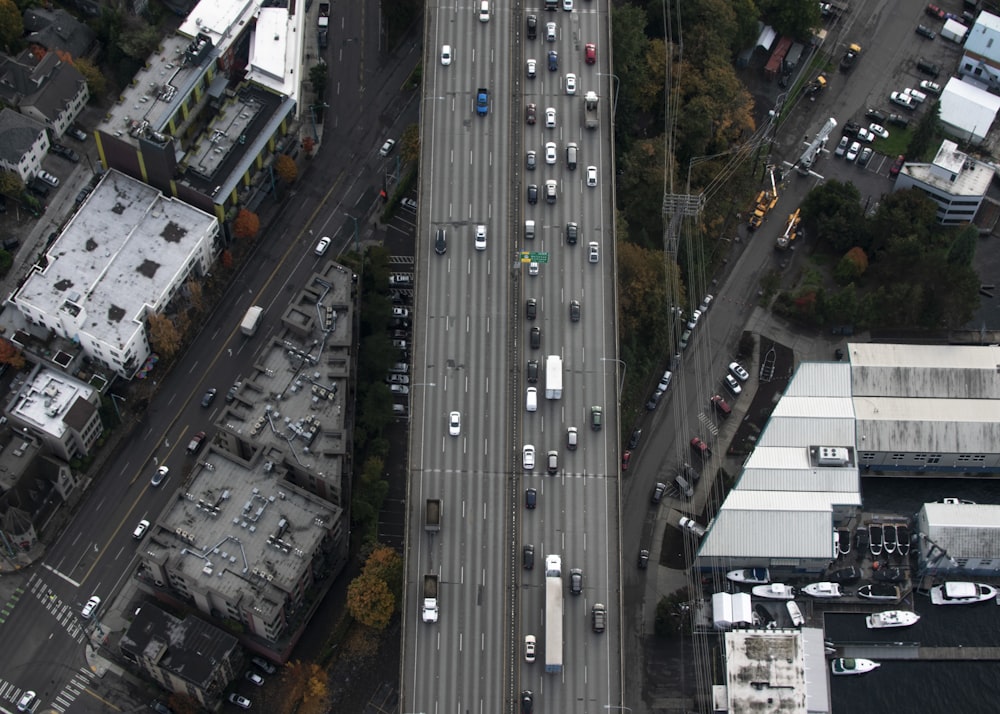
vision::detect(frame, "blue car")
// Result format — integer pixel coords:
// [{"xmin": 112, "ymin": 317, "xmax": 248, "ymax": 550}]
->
[
  {"xmin": 476, "ymin": 88, "xmax": 489, "ymax": 116},
  {"xmin": 548, "ymin": 50, "xmax": 558, "ymax": 71}
]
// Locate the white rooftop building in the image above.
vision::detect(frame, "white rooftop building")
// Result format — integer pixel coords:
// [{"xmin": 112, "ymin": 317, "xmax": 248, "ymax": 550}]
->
[
  {"xmin": 959, "ymin": 10, "xmax": 1000, "ymax": 90},
  {"xmin": 916, "ymin": 502, "xmax": 1000, "ymax": 576},
  {"xmin": 10, "ymin": 170, "xmax": 220, "ymax": 378},
  {"xmin": 894, "ymin": 138, "xmax": 994, "ymax": 224}
]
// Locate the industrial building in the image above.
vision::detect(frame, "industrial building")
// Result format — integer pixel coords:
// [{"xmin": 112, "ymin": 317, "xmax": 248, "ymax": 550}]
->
[{"xmin": 916, "ymin": 502, "xmax": 1000, "ymax": 577}]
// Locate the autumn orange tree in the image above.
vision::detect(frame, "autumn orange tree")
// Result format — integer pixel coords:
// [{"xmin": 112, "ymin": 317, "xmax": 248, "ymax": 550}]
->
[
  {"xmin": 346, "ymin": 545, "xmax": 401, "ymax": 630},
  {"xmin": 232, "ymin": 208, "xmax": 260, "ymax": 240},
  {"xmin": 0, "ymin": 338, "xmax": 25, "ymax": 370},
  {"xmin": 275, "ymin": 154, "xmax": 297, "ymax": 183},
  {"xmin": 835, "ymin": 247, "xmax": 869, "ymax": 285},
  {"xmin": 147, "ymin": 313, "xmax": 182, "ymax": 357},
  {"xmin": 277, "ymin": 660, "xmax": 330, "ymax": 714}
]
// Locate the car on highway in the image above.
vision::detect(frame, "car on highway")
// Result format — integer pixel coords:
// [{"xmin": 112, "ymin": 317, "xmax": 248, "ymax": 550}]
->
[
  {"xmin": 434, "ymin": 228, "xmax": 447, "ymax": 255},
  {"xmin": 475, "ymin": 224, "xmax": 487, "ymax": 250},
  {"xmin": 229, "ymin": 694, "xmax": 251, "ymax": 710},
  {"xmin": 525, "ymin": 103, "xmax": 536, "ymax": 124},
  {"xmin": 548, "ymin": 49, "xmax": 558, "ymax": 70},
  {"xmin": 526, "ymin": 58, "xmax": 536, "ymax": 77},
  {"xmin": 527, "ymin": 184, "xmax": 538, "ymax": 204},
  {"xmin": 569, "ymin": 300, "xmax": 580, "ymax": 322},
  {"xmin": 526, "ymin": 298, "xmax": 537, "ymax": 320},
  {"xmin": 729, "ymin": 361, "xmax": 749, "ymax": 382},
  {"xmin": 523, "ymin": 445, "xmax": 535, "ymax": 470},
  {"xmin": 132, "ymin": 519, "xmax": 150, "ymax": 539},
  {"xmin": 544, "ymin": 180, "xmax": 557, "ymax": 203},
  {"xmin": 585, "ymin": 42, "xmax": 596, "ymax": 64},
  {"xmin": 545, "ymin": 106, "xmax": 556, "ymax": 128},
  {"xmin": 869, "ymin": 123, "xmax": 889, "ymax": 139},
  {"xmin": 565, "ymin": 72, "xmax": 576, "ymax": 94},
  {"xmin": 621, "ymin": 450, "xmax": 631, "ymax": 471},
  {"xmin": 441, "ymin": 44, "xmax": 452, "ymax": 65},
  {"xmin": 246, "ymin": 671, "xmax": 265, "ymax": 686},
  {"xmin": 151, "ymin": 465, "xmax": 169, "ymax": 487},
  {"xmin": 522, "ymin": 690, "xmax": 534, "ymax": 713},
  {"xmin": 378, "ymin": 138, "xmax": 396, "ymax": 157},
  {"xmin": 586, "ymin": 165, "xmax": 597, "ymax": 186},
  {"xmin": 523, "ymin": 544, "xmax": 535, "ymax": 569},
  {"xmin": 529, "ymin": 261, "xmax": 539, "ymax": 276},
  {"xmin": 527, "ymin": 12, "xmax": 537, "ymax": 37},
  {"xmin": 525, "ymin": 488, "xmax": 537, "ymax": 509},
  {"xmin": 546, "ymin": 21, "xmax": 556, "ymax": 40},
  {"xmin": 592, "ymin": 602, "xmax": 607, "ymax": 631},
  {"xmin": 524, "ymin": 635, "xmax": 536, "ymax": 662},
  {"xmin": 476, "ymin": 88, "xmax": 489, "ymax": 115},
  {"xmin": 563, "ymin": 0, "xmax": 573, "ymax": 9},
  {"xmin": 527, "ymin": 359, "xmax": 539, "ymax": 383},
  {"xmin": 545, "ymin": 142, "xmax": 557, "ymax": 164},
  {"xmin": 201, "ymin": 388, "xmax": 217, "ymax": 407},
  {"xmin": 81, "ymin": 595, "xmax": 101, "ymax": 619},
  {"xmin": 570, "ymin": 568, "xmax": 583, "ymax": 594},
  {"xmin": 846, "ymin": 141, "xmax": 860, "ymax": 162},
  {"xmin": 650, "ymin": 481, "xmax": 667, "ymax": 504},
  {"xmin": 565, "ymin": 221, "xmax": 578, "ymax": 244},
  {"xmin": 186, "ymin": 430, "xmax": 206, "ymax": 454},
  {"xmin": 916, "ymin": 24, "xmax": 936, "ymax": 39},
  {"xmin": 449, "ymin": 411, "xmax": 461, "ymax": 436},
  {"xmin": 315, "ymin": 236, "xmax": 331, "ymax": 255},
  {"xmin": 546, "ymin": 450, "xmax": 558, "ymax": 474},
  {"xmin": 588, "ymin": 241, "xmax": 599, "ymax": 263},
  {"xmin": 526, "ymin": 150, "xmax": 536, "ymax": 170},
  {"xmin": 590, "ymin": 405, "xmax": 602, "ymax": 430},
  {"xmin": 724, "ymin": 373, "xmax": 742, "ymax": 395}
]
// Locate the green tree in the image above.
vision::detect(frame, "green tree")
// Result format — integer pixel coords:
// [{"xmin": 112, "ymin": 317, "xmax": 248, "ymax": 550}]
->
[
  {"xmin": 908, "ymin": 100, "xmax": 941, "ymax": 159},
  {"xmin": 947, "ymin": 224, "xmax": 978, "ymax": 266},
  {"xmin": 0, "ymin": 0, "xmax": 23, "ymax": 53},
  {"xmin": 119, "ymin": 22, "xmax": 160, "ymax": 60},
  {"xmin": 834, "ymin": 247, "xmax": 868, "ymax": 285},
  {"xmin": 800, "ymin": 179, "xmax": 866, "ymax": 253},
  {"xmin": 0, "ymin": 170, "xmax": 22, "ymax": 197},
  {"xmin": 74, "ymin": 58, "xmax": 107, "ymax": 99},
  {"xmin": 309, "ymin": 63, "xmax": 328, "ymax": 100},
  {"xmin": 758, "ymin": 0, "xmax": 821, "ymax": 39}
]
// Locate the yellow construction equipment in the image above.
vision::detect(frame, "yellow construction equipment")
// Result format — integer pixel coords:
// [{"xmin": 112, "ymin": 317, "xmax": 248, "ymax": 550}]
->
[
  {"xmin": 775, "ymin": 208, "xmax": 802, "ymax": 250},
  {"xmin": 748, "ymin": 167, "xmax": 778, "ymax": 230}
]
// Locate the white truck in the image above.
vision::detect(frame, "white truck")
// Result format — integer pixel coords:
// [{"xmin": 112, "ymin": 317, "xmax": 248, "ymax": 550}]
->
[
  {"xmin": 582, "ymin": 91, "xmax": 599, "ymax": 130},
  {"xmin": 545, "ymin": 355, "xmax": 562, "ymax": 399},
  {"xmin": 544, "ymin": 555, "xmax": 563, "ymax": 673},
  {"xmin": 422, "ymin": 574, "xmax": 439, "ymax": 623},
  {"xmin": 240, "ymin": 306, "xmax": 263, "ymax": 336}
]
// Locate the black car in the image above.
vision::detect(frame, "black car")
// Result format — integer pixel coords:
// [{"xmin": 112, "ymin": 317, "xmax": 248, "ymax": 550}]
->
[
  {"xmin": 51, "ymin": 143, "xmax": 80, "ymax": 162},
  {"xmin": 521, "ymin": 690, "xmax": 533, "ymax": 714},
  {"xmin": 628, "ymin": 428, "xmax": 642, "ymax": 449},
  {"xmin": 523, "ymin": 544, "xmax": 535, "ymax": 569},
  {"xmin": 526, "ymin": 359, "xmax": 539, "ymax": 383},
  {"xmin": 569, "ymin": 568, "xmax": 583, "ymax": 595},
  {"xmin": 530, "ymin": 326, "xmax": 540, "ymax": 349},
  {"xmin": 526, "ymin": 13, "xmax": 537, "ymax": 39},
  {"xmin": 650, "ymin": 482, "xmax": 667, "ymax": 504},
  {"xmin": 887, "ymin": 113, "xmax": 911, "ymax": 128},
  {"xmin": 569, "ymin": 300, "xmax": 580, "ymax": 322},
  {"xmin": 842, "ymin": 120, "xmax": 861, "ymax": 137},
  {"xmin": 525, "ymin": 488, "xmax": 537, "ymax": 509},
  {"xmin": 645, "ymin": 390, "xmax": 662, "ymax": 410},
  {"xmin": 916, "ymin": 58, "xmax": 940, "ymax": 77},
  {"xmin": 637, "ymin": 549, "xmax": 649, "ymax": 569},
  {"xmin": 865, "ymin": 108, "xmax": 887, "ymax": 123},
  {"xmin": 226, "ymin": 382, "xmax": 241, "ymax": 402},
  {"xmin": 434, "ymin": 228, "xmax": 447, "ymax": 255},
  {"xmin": 67, "ymin": 126, "xmax": 88, "ymax": 141},
  {"xmin": 527, "ymin": 184, "xmax": 538, "ymax": 204},
  {"xmin": 200, "ymin": 388, "xmax": 217, "ymax": 407},
  {"xmin": 526, "ymin": 298, "xmax": 537, "ymax": 320},
  {"xmin": 565, "ymin": 221, "xmax": 578, "ymax": 244},
  {"xmin": 2, "ymin": 238, "xmax": 19, "ymax": 252},
  {"xmin": 916, "ymin": 24, "xmax": 936, "ymax": 39}
]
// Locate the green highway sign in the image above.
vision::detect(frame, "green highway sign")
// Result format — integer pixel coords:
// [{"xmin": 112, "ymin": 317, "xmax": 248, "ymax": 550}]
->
[{"xmin": 520, "ymin": 252, "xmax": 550, "ymax": 263}]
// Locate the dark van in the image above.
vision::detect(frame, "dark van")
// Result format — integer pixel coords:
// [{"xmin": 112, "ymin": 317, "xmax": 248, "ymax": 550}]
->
[{"xmin": 916, "ymin": 58, "xmax": 940, "ymax": 77}]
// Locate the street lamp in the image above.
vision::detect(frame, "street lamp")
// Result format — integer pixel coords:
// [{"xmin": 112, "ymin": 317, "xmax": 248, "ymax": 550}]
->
[{"xmin": 601, "ymin": 357, "xmax": 627, "ymax": 395}]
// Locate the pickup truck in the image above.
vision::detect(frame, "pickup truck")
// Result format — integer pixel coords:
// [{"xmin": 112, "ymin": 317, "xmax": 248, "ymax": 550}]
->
[{"xmin": 475, "ymin": 88, "xmax": 489, "ymax": 116}]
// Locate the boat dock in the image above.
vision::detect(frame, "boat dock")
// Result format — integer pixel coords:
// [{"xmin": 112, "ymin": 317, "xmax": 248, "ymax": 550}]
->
[{"xmin": 837, "ymin": 642, "xmax": 1000, "ymax": 661}]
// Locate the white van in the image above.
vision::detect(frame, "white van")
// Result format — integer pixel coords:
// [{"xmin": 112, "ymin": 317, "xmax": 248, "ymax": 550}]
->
[
  {"xmin": 525, "ymin": 219, "xmax": 535, "ymax": 240},
  {"xmin": 526, "ymin": 387, "xmax": 538, "ymax": 412},
  {"xmin": 566, "ymin": 143, "xmax": 578, "ymax": 170}
]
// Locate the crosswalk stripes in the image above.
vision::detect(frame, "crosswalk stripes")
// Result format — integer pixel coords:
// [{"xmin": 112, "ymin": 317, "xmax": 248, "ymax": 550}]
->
[
  {"xmin": 28, "ymin": 573, "xmax": 86, "ymax": 643},
  {"xmin": 50, "ymin": 667, "xmax": 96, "ymax": 713},
  {"xmin": 698, "ymin": 411, "xmax": 719, "ymax": 436}
]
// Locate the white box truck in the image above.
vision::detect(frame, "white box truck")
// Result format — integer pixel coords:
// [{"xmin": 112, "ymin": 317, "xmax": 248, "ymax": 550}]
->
[
  {"xmin": 545, "ymin": 355, "xmax": 562, "ymax": 399},
  {"xmin": 241, "ymin": 306, "xmax": 263, "ymax": 336}
]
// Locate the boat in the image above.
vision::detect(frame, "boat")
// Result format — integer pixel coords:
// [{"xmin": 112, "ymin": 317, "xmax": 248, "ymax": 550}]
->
[
  {"xmin": 754, "ymin": 603, "xmax": 775, "ymax": 628},
  {"xmin": 855, "ymin": 527, "xmax": 869, "ymax": 553},
  {"xmin": 857, "ymin": 583, "xmax": 901, "ymax": 601},
  {"xmin": 869, "ymin": 524, "xmax": 883, "ymax": 556},
  {"xmin": 940, "ymin": 498, "xmax": 976, "ymax": 505},
  {"xmin": 873, "ymin": 566, "xmax": 905, "ymax": 583},
  {"xmin": 727, "ymin": 568, "xmax": 770, "ymax": 585},
  {"xmin": 801, "ymin": 582, "xmax": 843, "ymax": 598},
  {"xmin": 883, "ymin": 524, "xmax": 897, "ymax": 554},
  {"xmin": 831, "ymin": 658, "xmax": 880, "ymax": 675},
  {"xmin": 752, "ymin": 583, "xmax": 796, "ymax": 600},
  {"xmin": 828, "ymin": 566, "xmax": 861, "ymax": 584},
  {"xmin": 930, "ymin": 582, "xmax": 998, "ymax": 605},
  {"xmin": 866, "ymin": 610, "xmax": 921, "ymax": 629},
  {"xmin": 897, "ymin": 525, "xmax": 910, "ymax": 556},
  {"xmin": 837, "ymin": 529, "xmax": 851, "ymax": 556},
  {"xmin": 786, "ymin": 600, "xmax": 804, "ymax": 626}
]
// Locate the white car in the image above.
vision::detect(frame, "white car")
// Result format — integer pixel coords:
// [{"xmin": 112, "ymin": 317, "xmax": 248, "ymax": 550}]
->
[
  {"xmin": 545, "ymin": 107, "xmax": 556, "ymax": 128},
  {"xmin": 919, "ymin": 80, "xmax": 942, "ymax": 94},
  {"xmin": 229, "ymin": 694, "xmax": 251, "ymax": 710},
  {"xmin": 586, "ymin": 166, "xmax": 597, "ymax": 187},
  {"xmin": 16, "ymin": 691, "xmax": 36, "ymax": 712},
  {"xmin": 728, "ymin": 361, "xmax": 750, "ymax": 382},
  {"xmin": 678, "ymin": 516, "xmax": 706, "ymax": 536},
  {"xmin": 392, "ymin": 307, "xmax": 409, "ymax": 318},
  {"xmin": 855, "ymin": 127, "xmax": 874, "ymax": 143},
  {"xmin": 479, "ymin": 0, "xmax": 489, "ymax": 22},
  {"xmin": 834, "ymin": 136, "xmax": 848, "ymax": 157},
  {"xmin": 546, "ymin": 22, "xmax": 556, "ymax": 41},
  {"xmin": 565, "ymin": 73, "xmax": 576, "ymax": 95},
  {"xmin": 449, "ymin": 411, "xmax": 461, "ymax": 436},
  {"xmin": 846, "ymin": 141, "xmax": 860, "ymax": 161},
  {"xmin": 588, "ymin": 242, "xmax": 599, "ymax": 263},
  {"xmin": 246, "ymin": 671, "xmax": 265, "ymax": 686},
  {"xmin": 37, "ymin": 170, "xmax": 59, "ymax": 187},
  {"xmin": 724, "ymin": 374, "xmax": 742, "ymax": 395},
  {"xmin": 81, "ymin": 595, "xmax": 101, "ymax": 619},
  {"xmin": 440, "ymin": 45, "xmax": 452, "ymax": 65},
  {"xmin": 475, "ymin": 224, "xmax": 487, "ymax": 250},
  {"xmin": 545, "ymin": 142, "xmax": 557, "ymax": 164},
  {"xmin": 868, "ymin": 123, "xmax": 889, "ymax": 139},
  {"xmin": 315, "ymin": 236, "xmax": 331, "ymax": 255},
  {"xmin": 151, "ymin": 465, "xmax": 168, "ymax": 487},
  {"xmin": 525, "ymin": 634, "xmax": 536, "ymax": 662},
  {"xmin": 686, "ymin": 309, "xmax": 702, "ymax": 330},
  {"xmin": 529, "ymin": 261, "xmax": 539, "ymax": 275},
  {"xmin": 563, "ymin": 0, "xmax": 573, "ymax": 9},
  {"xmin": 133, "ymin": 519, "xmax": 150, "ymax": 539},
  {"xmin": 890, "ymin": 91, "xmax": 914, "ymax": 108},
  {"xmin": 378, "ymin": 139, "xmax": 396, "ymax": 157},
  {"xmin": 526, "ymin": 58, "xmax": 536, "ymax": 78},
  {"xmin": 523, "ymin": 444, "xmax": 535, "ymax": 470}
]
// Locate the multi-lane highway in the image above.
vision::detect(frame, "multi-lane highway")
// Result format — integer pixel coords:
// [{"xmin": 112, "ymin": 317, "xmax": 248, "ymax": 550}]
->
[{"xmin": 403, "ymin": 1, "xmax": 623, "ymax": 711}]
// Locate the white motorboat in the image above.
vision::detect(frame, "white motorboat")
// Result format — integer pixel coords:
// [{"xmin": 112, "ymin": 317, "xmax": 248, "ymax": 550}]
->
[
  {"xmin": 831, "ymin": 658, "xmax": 880, "ymax": 675},
  {"xmin": 930, "ymin": 582, "xmax": 997, "ymax": 605},
  {"xmin": 786, "ymin": 600, "xmax": 804, "ymax": 626},
  {"xmin": 727, "ymin": 568, "xmax": 770, "ymax": 585},
  {"xmin": 752, "ymin": 583, "xmax": 795, "ymax": 600},
  {"xmin": 866, "ymin": 610, "xmax": 920, "ymax": 629},
  {"xmin": 869, "ymin": 524, "xmax": 883, "ymax": 556},
  {"xmin": 801, "ymin": 582, "xmax": 843, "ymax": 598},
  {"xmin": 897, "ymin": 525, "xmax": 910, "ymax": 556},
  {"xmin": 883, "ymin": 524, "xmax": 897, "ymax": 554},
  {"xmin": 857, "ymin": 584, "xmax": 900, "ymax": 601}
]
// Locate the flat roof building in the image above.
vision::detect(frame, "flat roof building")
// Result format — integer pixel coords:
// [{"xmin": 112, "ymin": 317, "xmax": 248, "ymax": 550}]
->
[{"xmin": 894, "ymin": 138, "xmax": 994, "ymax": 224}]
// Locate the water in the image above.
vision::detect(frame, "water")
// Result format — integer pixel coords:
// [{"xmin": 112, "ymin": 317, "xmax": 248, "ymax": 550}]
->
[{"xmin": 828, "ymin": 477, "xmax": 1000, "ymax": 713}]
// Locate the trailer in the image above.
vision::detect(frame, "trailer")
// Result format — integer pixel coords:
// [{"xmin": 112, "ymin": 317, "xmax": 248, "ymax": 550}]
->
[
  {"xmin": 425, "ymin": 499, "xmax": 441, "ymax": 532},
  {"xmin": 544, "ymin": 555, "xmax": 563, "ymax": 673},
  {"xmin": 941, "ymin": 19, "xmax": 968, "ymax": 43},
  {"xmin": 422, "ymin": 574, "xmax": 439, "ymax": 623},
  {"xmin": 764, "ymin": 37, "xmax": 793, "ymax": 79},
  {"xmin": 582, "ymin": 91, "xmax": 599, "ymax": 130},
  {"xmin": 240, "ymin": 306, "xmax": 263, "ymax": 336},
  {"xmin": 544, "ymin": 355, "xmax": 562, "ymax": 399}
]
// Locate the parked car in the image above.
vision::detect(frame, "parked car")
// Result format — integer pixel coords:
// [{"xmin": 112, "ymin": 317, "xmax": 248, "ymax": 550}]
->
[
  {"xmin": 857, "ymin": 147, "xmax": 873, "ymax": 166},
  {"xmin": 916, "ymin": 24, "xmax": 936, "ymax": 39},
  {"xmin": 834, "ymin": 136, "xmax": 848, "ymax": 157},
  {"xmin": 889, "ymin": 154, "xmax": 906, "ymax": 177},
  {"xmin": 728, "ymin": 362, "xmax": 749, "ymax": 382},
  {"xmin": 690, "ymin": 437, "xmax": 711, "ymax": 458},
  {"xmin": 865, "ymin": 108, "xmax": 887, "ymax": 123}
]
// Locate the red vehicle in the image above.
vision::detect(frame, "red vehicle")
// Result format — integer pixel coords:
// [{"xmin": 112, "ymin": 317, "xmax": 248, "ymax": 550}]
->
[
  {"xmin": 690, "ymin": 437, "xmax": 711, "ymax": 458},
  {"xmin": 889, "ymin": 154, "xmax": 905, "ymax": 177},
  {"xmin": 621, "ymin": 450, "xmax": 632, "ymax": 471},
  {"xmin": 925, "ymin": 3, "xmax": 945, "ymax": 19},
  {"xmin": 584, "ymin": 43, "xmax": 596, "ymax": 65}
]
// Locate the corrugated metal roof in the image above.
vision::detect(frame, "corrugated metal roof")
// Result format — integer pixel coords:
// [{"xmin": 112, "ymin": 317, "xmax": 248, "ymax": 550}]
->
[
  {"xmin": 758, "ymin": 415, "xmax": 857, "ymax": 448},
  {"xmin": 771, "ymin": 395, "xmax": 856, "ymax": 418},
  {"xmin": 725, "ymin": 490, "xmax": 859, "ymax": 510},
  {"xmin": 920, "ymin": 503, "xmax": 1000, "ymax": 558},
  {"xmin": 848, "ymin": 343, "xmax": 1000, "ymax": 399},
  {"xmin": 737, "ymin": 463, "xmax": 861, "ymax": 494},
  {"xmin": 856, "ymin": 403, "xmax": 1000, "ymax": 453},
  {"xmin": 784, "ymin": 362, "xmax": 852, "ymax": 397},
  {"xmin": 698, "ymin": 507, "xmax": 833, "ymax": 559}
]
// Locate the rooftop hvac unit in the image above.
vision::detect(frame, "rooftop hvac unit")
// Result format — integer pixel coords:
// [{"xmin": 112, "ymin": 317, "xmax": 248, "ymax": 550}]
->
[{"xmin": 817, "ymin": 446, "xmax": 850, "ymax": 467}]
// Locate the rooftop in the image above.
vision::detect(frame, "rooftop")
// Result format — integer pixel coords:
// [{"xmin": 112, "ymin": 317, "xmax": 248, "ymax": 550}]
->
[{"xmin": 7, "ymin": 367, "xmax": 96, "ymax": 441}]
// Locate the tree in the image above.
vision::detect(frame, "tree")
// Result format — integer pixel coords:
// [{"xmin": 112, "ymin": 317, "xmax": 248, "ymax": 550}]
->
[
  {"xmin": 119, "ymin": 21, "xmax": 160, "ymax": 61},
  {"xmin": 186, "ymin": 280, "xmax": 204, "ymax": 311},
  {"xmin": 758, "ymin": 0, "xmax": 821, "ymax": 39},
  {"xmin": 0, "ymin": 170, "xmax": 23, "ymax": 196},
  {"xmin": 147, "ymin": 313, "xmax": 182, "ymax": 357},
  {"xmin": 908, "ymin": 100, "xmax": 941, "ymax": 159},
  {"xmin": 0, "ymin": 338, "xmax": 25, "ymax": 369},
  {"xmin": 220, "ymin": 249, "xmax": 233, "ymax": 269},
  {"xmin": 401, "ymin": 123, "xmax": 420, "ymax": 163},
  {"xmin": 74, "ymin": 58, "xmax": 107, "ymax": 99},
  {"xmin": 363, "ymin": 544, "xmax": 403, "ymax": 603},
  {"xmin": 275, "ymin": 154, "xmax": 297, "ymax": 183},
  {"xmin": 947, "ymin": 224, "xmax": 978, "ymax": 266},
  {"xmin": 800, "ymin": 179, "xmax": 866, "ymax": 253},
  {"xmin": 309, "ymin": 63, "xmax": 328, "ymax": 100},
  {"xmin": 347, "ymin": 573, "xmax": 394, "ymax": 629},
  {"xmin": 0, "ymin": 0, "xmax": 23, "ymax": 53},
  {"xmin": 232, "ymin": 208, "xmax": 260, "ymax": 240},
  {"xmin": 834, "ymin": 247, "xmax": 868, "ymax": 285}
]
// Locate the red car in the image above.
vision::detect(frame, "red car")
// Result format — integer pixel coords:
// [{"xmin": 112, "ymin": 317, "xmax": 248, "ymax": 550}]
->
[
  {"xmin": 585, "ymin": 43, "xmax": 596, "ymax": 65},
  {"xmin": 690, "ymin": 437, "xmax": 711, "ymax": 458},
  {"xmin": 889, "ymin": 154, "xmax": 905, "ymax": 177},
  {"xmin": 621, "ymin": 450, "xmax": 632, "ymax": 471},
  {"xmin": 925, "ymin": 3, "xmax": 945, "ymax": 19}
]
